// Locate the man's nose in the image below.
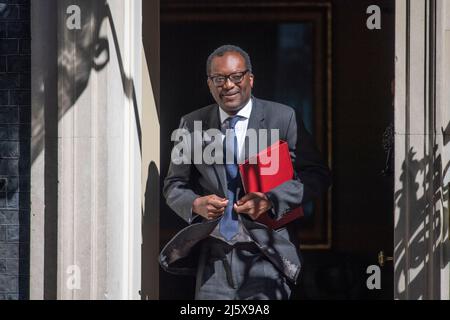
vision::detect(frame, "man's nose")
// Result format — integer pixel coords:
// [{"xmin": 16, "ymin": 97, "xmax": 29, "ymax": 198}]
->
[{"xmin": 223, "ymin": 77, "xmax": 235, "ymax": 90}]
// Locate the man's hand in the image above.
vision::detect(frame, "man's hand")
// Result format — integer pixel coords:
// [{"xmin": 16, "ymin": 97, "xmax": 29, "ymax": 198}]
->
[
  {"xmin": 234, "ymin": 192, "xmax": 273, "ymax": 221},
  {"xmin": 192, "ymin": 195, "xmax": 228, "ymax": 220}
]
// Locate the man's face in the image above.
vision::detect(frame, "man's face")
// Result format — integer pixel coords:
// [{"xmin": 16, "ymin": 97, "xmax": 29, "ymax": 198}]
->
[{"xmin": 207, "ymin": 52, "xmax": 254, "ymax": 114}]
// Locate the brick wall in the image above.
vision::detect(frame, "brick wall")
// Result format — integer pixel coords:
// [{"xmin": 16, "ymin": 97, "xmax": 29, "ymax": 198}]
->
[{"xmin": 0, "ymin": 0, "xmax": 30, "ymax": 300}]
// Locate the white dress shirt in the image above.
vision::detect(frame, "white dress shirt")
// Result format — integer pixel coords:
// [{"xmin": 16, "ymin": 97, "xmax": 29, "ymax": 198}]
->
[{"xmin": 219, "ymin": 98, "xmax": 253, "ymax": 164}]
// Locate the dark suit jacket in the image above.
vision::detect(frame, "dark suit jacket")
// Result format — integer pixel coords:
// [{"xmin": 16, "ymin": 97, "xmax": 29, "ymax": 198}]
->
[{"xmin": 159, "ymin": 97, "xmax": 331, "ymax": 284}]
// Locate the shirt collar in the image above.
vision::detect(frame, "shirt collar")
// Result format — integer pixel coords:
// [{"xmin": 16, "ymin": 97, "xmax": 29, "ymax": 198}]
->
[{"xmin": 219, "ymin": 98, "xmax": 253, "ymax": 124}]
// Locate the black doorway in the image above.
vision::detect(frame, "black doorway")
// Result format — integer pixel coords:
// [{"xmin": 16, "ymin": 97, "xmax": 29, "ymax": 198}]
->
[{"xmin": 159, "ymin": 0, "xmax": 394, "ymax": 300}]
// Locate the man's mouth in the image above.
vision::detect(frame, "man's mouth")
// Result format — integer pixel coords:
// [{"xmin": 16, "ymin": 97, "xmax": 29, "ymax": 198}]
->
[{"xmin": 222, "ymin": 92, "xmax": 239, "ymax": 98}]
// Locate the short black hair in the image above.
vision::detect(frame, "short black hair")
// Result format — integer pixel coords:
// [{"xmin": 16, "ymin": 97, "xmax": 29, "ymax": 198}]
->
[{"xmin": 206, "ymin": 45, "xmax": 253, "ymax": 76}]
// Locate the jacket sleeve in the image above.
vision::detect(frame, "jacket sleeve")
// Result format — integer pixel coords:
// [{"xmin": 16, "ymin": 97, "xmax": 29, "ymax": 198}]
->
[
  {"xmin": 163, "ymin": 117, "xmax": 201, "ymax": 224},
  {"xmin": 265, "ymin": 109, "xmax": 331, "ymax": 220}
]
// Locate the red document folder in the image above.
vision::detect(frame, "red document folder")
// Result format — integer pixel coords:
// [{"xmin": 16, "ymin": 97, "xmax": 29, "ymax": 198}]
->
[{"xmin": 239, "ymin": 140, "xmax": 304, "ymax": 229}]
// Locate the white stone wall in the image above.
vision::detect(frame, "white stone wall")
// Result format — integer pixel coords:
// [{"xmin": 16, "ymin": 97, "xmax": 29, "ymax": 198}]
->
[
  {"xmin": 31, "ymin": 0, "xmax": 158, "ymax": 300},
  {"xmin": 435, "ymin": 0, "xmax": 450, "ymax": 301},
  {"xmin": 395, "ymin": 0, "xmax": 450, "ymax": 300}
]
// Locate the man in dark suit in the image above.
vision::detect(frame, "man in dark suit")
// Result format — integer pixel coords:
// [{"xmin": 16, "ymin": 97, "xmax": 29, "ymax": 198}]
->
[{"xmin": 159, "ymin": 45, "xmax": 330, "ymax": 300}]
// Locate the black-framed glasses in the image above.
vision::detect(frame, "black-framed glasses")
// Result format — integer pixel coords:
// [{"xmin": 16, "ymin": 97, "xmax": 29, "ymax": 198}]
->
[{"xmin": 208, "ymin": 70, "xmax": 249, "ymax": 87}]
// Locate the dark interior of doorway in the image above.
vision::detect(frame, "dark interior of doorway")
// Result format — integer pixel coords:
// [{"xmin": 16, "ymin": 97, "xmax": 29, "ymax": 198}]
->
[{"xmin": 159, "ymin": 0, "xmax": 395, "ymax": 300}]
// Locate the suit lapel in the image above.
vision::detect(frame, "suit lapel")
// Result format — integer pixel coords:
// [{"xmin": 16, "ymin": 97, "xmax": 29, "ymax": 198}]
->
[{"xmin": 245, "ymin": 97, "xmax": 266, "ymax": 159}]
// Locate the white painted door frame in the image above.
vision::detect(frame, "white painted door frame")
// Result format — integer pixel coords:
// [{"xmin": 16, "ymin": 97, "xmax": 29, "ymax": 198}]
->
[{"xmin": 394, "ymin": 0, "xmax": 450, "ymax": 300}]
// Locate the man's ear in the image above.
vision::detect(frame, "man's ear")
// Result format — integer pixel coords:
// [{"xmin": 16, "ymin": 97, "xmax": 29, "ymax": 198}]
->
[
  {"xmin": 207, "ymin": 77, "xmax": 213, "ymax": 89},
  {"xmin": 206, "ymin": 78, "xmax": 211, "ymax": 90},
  {"xmin": 249, "ymin": 74, "xmax": 254, "ymax": 88}
]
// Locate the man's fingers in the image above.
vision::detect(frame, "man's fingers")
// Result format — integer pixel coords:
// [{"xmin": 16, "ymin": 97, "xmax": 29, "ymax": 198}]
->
[
  {"xmin": 237, "ymin": 193, "xmax": 257, "ymax": 206},
  {"xmin": 207, "ymin": 205, "xmax": 225, "ymax": 214},
  {"xmin": 234, "ymin": 201, "xmax": 254, "ymax": 214},
  {"xmin": 210, "ymin": 195, "xmax": 227, "ymax": 201},
  {"xmin": 235, "ymin": 203, "xmax": 264, "ymax": 221},
  {"xmin": 207, "ymin": 211, "xmax": 224, "ymax": 220},
  {"xmin": 208, "ymin": 196, "xmax": 228, "ymax": 208}
]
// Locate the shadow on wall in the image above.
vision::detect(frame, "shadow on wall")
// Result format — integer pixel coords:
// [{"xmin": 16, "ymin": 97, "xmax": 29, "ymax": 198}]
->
[
  {"xmin": 141, "ymin": 161, "xmax": 160, "ymax": 300},
  {"xmin": 394, "ymin": 121, "xmax": 450, "ymax": 299},
  {"xmin": 31, "ymin": 0, "xmax": 143, "ymax": 166},
  {"xmin": 28, "ymin": 0, "xmax": 160, "ymax": 299}
]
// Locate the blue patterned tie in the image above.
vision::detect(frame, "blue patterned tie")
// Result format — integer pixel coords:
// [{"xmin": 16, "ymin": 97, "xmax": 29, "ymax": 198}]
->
[{"xmin": 219, "ymin": 116, "xmax": 242, "ymax": 241}]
